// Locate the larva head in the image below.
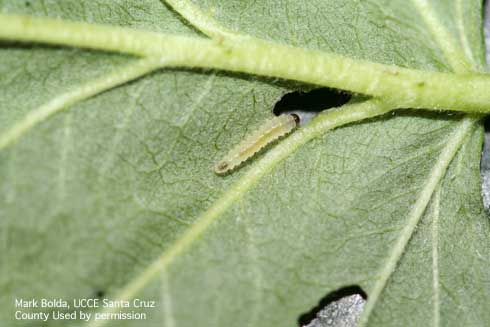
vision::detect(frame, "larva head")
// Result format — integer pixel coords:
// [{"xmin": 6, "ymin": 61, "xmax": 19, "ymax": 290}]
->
[
  {"xmin": 290, "ymin": 113, "xmax": 300, "ymax": 125},
  {"xmin": 214, "ymin": 160, "xmax": 230, "ymax": 175}
]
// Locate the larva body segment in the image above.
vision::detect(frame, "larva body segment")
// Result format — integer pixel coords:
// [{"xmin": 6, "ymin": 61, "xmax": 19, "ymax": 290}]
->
[{"xmin": 215, "ymin": 114, "xmax": 299, "ymax": 175}]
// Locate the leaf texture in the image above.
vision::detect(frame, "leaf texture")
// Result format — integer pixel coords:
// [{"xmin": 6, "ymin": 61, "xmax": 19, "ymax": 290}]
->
[{"xmin": 1, "ymin": 1, "xmax": 489, "ymax": 326}]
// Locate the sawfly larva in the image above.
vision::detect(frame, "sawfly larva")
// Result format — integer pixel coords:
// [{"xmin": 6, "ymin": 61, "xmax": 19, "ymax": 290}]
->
[{"xmin": 214, "ymin": 113, "xmax": 300, "ymax": 175}]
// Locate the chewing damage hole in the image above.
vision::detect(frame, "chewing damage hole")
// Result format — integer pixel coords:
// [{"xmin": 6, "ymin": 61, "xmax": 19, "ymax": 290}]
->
[
  {"xmin": 273, "ymin": 88, "xmax": 351, "ymax": 116},
  {"xmin": 481, "ymin": 119, "xmax": 490, "ymax": 209},
  {"xmin": 298, "ymin": 285, "xmax": 366, "ymax": 327},
  {"xmin": 481, "ymin": 0, "xmax": 490, "ymax": 210}
]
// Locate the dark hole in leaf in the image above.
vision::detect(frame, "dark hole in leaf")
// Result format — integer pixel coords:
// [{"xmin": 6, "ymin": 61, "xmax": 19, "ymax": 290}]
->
[
  {"xmin": 482, "ymin": 119, "xmax": 490, "ymax": 169},
  {"xmin": 297, "ymin": 285, "xmax": 367, "ymax": 326},
  {"xmin": 24, "ymin": 1, "xmax": 30, "ymax": 6},
  {"xmin": 273, "ymin": 88, "xmax": 351, "ymax": 115},
  {"xmin": 481, "ymin": 0, "xmax": 490, "ymax": 210}
]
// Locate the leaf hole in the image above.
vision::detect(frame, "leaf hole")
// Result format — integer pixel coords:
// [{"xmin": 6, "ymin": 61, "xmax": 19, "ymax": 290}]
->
[
  {"xmin": 273, "ymin": 88, "xmax": 351, "ymax": 115},
  {"xmin": 481, "ymin": 119, "xmax": 490, "ymax": 209},
  {"xmin": 297, "ymin": 285, "xmax": 366, "ymax": 327},
  {"xmin": 482, "ymin": 0, "xmax": 490, "ymax": 210}
]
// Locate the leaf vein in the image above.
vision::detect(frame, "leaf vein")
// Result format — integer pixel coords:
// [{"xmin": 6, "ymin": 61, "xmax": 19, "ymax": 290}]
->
[
  {"xmin": 0, "ymin": 59, "xmax": 161, "ymax": 152},
  {"xmin": 431, "ymin": 188, "xmax": 441, "ymax": 327},
  {"xmin": 410, "ymin": 0, "xmax": 472, "ymax": 72},
  {"xmin": 86, "ymin": 99, "xmax": 393, "ymax": 327},
  {"xmin": 358, "ymin": 117, "xmax": 477, "ymax": 325}
]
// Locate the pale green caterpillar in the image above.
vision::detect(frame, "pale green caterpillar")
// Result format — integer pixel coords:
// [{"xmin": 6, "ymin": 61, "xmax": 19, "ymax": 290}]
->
[{"xmin": 215, "ymin": 113, "xmax": 300, "ymax": 175}]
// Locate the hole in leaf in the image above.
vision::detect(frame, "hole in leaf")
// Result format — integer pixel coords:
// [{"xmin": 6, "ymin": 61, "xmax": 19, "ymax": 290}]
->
[
  {"xmin": 273, "ymin": 88, "xmax": 351, "ymax": 115},
  {"xmin": 481, "ymin": 0, "xmax": 490, "ymax": 210},
  {"xmin": 481, "ymin": 119, "xmax": 490, "ymax": 209},
  {"xmin": 297, "ymin": 285, "xmax": 366, "ymax": 327}
]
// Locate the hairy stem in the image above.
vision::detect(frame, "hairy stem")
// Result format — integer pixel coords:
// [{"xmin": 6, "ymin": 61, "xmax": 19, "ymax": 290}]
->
[{"xmin": 1, "ymin": 14, "xmax": 490, "ymax": 113}]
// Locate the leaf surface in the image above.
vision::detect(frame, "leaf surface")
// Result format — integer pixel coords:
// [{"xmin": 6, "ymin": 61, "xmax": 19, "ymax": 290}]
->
[{"xmin": 1, "ymin": 1, "xmax": 489, "ymax": 326}]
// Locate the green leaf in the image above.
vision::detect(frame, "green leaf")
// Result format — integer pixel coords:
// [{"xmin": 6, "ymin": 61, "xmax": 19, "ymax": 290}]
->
[{"xmin": 1, "ymin": 1, "xmax": 489, "ymax": 327}]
